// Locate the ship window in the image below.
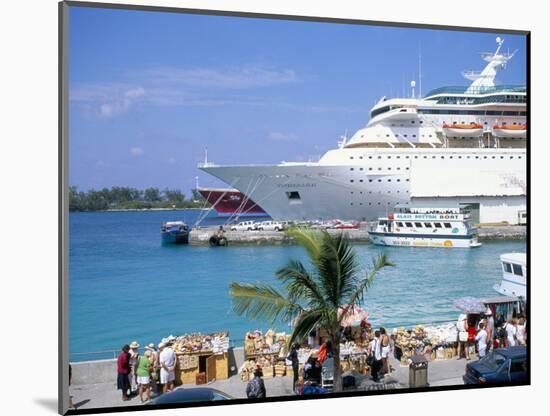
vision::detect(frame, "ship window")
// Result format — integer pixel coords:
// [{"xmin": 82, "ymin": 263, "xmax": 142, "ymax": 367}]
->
[
  {"xmin": 441, "ymin": 156, "xmax": 445, "ymax": 159},
  {"xmin": 415, "ymin": 156, "xmax": 418, "ymax": 159},
  {"xmin": 434, "ymin": 223, "xmax": 442, "ymax": 228},
  {"xmin": 405, "ymin": 222, "xmax": 413, "ymax": 227},
  {"xmin": 388, "ymin": 156, "xmax": 391, "ymax": 159},
  {"xmin": 378, "ymin": 156, "xmax": 382, "ymax": 159},
  {"xmin": 443, "ymin": 223, "xmax": 452, "ymax": 228},
  {"xmin": 359, "ymin": 203, "xmax": 363, "ymax": 205},
  {"xmin": 388, "ymin": 179, "xmax": 391, "ymax": 182},
  {"xmin": 378, "ymin": 167, "xmax": 382, "ymax": 171},
  {"xmin": 351, "ymin": 191, "xmax": 354, "ymax": 194},
  {"xmin": 424, "ymin": 223, "xmax": 432, "ymax": 228},
  {"xmin": 388, "ymin": 167, "xmax": 391, "ymax": 170},
  {"xmin": 369, "ymin": 168, "xmax": 373, "ymax": 171},
  {"xmin": 378, "ymin": 179, "xmax": 382, "ymax": 182},
  {"xmin": 359, "ymin": 179, "xmax": 363, "ymax": 182},
  {"xmin": 350, "ymin": 157, "xmax": 354, "ymax": 159},
  {"xmin": 369, "ymin": 179, "xmax": 373, "ymax": 183},
  {"xmin": 414, "ymin": 222, "xmax": 423, "ymax": 228},
  {"xmin": 350, "ymin": 168, "xmax": 354, "ymax": 171},
  {"xmin": 512, "ymin": 264, "xmax": 523, "ymax": 276},
  {"xmin": 369, "ymin": 156, "xmax": 373, "ymax": 159},
  {"xmin": 503, "ymin": 262, "xmax": 513, "ymax": 273},
  {"xmin": 483, "ymin": 156, "xmax": 487, "ymax": 159},
  {"xmin": 406, "ymin": 179, "xmax": 410, "ymax": 181},
  {"xmin": 360, "ymin": 156, "xmax": 363, "ymax": 159},
  {"xmin": 350, "ymin": 179, "xmax": 354, "ymax": 183},
  {"xmin": 432, "ymin": 156, "xmax": 436, "ymax": 159},
  {"xmin": 500, "ymin": 156, "xmax": 504, "ymax": 159},
  {"xmin": 286, "ymin": 191, "xmax": 301, "ymax": 200},
  {"xmin": 397, "ymin": 179, "xmax": 401, "ymax": 182}
]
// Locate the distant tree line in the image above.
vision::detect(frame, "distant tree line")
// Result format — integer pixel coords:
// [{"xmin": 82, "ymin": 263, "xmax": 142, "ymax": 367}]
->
[{"xmin": 69, "ymin": 186, "xmax": 208, "ymax": 211}]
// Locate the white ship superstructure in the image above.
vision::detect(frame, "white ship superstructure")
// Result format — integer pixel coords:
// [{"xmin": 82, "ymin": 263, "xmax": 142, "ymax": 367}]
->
[{"xmin": 201, "ymin": 38, "xmax": 526, "ymax": 223}]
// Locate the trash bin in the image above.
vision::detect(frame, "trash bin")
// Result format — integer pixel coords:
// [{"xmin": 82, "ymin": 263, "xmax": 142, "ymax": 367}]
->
[{"xmin": 409, "ymin": 354, "xmax": 428, "ymax": 388}]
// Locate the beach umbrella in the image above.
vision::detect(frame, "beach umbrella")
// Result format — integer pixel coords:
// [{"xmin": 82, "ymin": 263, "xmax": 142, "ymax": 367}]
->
[
  {"xmin": 338, "ymin": 304, "xmax": 369, "ymax": 327},
  {"xmin": 453, "ymin": 297, "xmax": 485, "ymax": 314}
]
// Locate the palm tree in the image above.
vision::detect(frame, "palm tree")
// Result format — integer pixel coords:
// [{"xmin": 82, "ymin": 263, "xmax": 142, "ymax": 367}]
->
[{"xmin": 229, "ymin": 227, "xmax": 394, "ymax": 392}]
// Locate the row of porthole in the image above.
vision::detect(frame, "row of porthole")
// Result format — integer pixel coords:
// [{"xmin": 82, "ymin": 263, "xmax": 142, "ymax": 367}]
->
[
  {"xmin": 351, "ymin": 190, "xmax": 408, "ymax": 195},
  {"xmin": 351, "ymin": 178, "xmax": 410, "ymax": 183},
  {"xmin": 351, "ymin": 201, "xmax": 394, "ymax": 206},
  {"xmin": 349, "ymin": 154, "xmax": 523, "ymax": 160},
  {"xmin": 351, "ymin": 167, "xmax": 410, "ymax": 172}
]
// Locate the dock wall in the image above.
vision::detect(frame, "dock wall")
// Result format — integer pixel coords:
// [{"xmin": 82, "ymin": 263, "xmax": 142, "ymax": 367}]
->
[{"xmin": 190, "ymin": 225, "xmax": 525, "ymax": 246}]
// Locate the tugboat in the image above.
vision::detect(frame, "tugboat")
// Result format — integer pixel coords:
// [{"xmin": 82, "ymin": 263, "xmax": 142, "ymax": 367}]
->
[
  {"xmin": 161, "ymin": 221, "xmax": 190, "ymax": 244},
  {"xmin": 369, "ymin": 206, "xmax": 482, "ymax": 248},
  {"xmin": 494, "ymin": 253, "xmax": 527, "ymax": 299}
]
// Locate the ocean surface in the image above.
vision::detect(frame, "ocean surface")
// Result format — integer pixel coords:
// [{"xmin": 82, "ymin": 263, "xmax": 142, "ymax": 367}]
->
[{"xmin": 69, "ymin": 210, "xmax": 525, "ymax": 362}]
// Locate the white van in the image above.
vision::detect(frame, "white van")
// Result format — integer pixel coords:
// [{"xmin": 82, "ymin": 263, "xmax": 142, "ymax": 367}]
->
[
  {"xmin": 230, "ymin": 221, "xmax": 257, "ymax": 231},
  {"xmin": 257, "ymin": 221, "xmax": 285, "ymax": 231}
]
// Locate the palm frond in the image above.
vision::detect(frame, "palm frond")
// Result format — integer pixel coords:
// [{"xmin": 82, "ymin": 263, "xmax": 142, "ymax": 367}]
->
[
  {"xmin": 229, "ymin": 282, "xmax": 302, "ymax": 322},
  {"xmin": 343, "ymin": 253, "xmax": 394, "ymax": 317},
  {"xmin": 287, "ymin": 309, "xmax": 324, "ymax": 347},
  {"xmin": 285, "ymin": 227, "xmax": 323, "ymax": 263},
  {"xmin": 275, "ymin": 260, "xmax": 327, "ymax": 310},
  {"xmin": 317, "ymin": 231, "xmax": 359, "ymax": 307}
]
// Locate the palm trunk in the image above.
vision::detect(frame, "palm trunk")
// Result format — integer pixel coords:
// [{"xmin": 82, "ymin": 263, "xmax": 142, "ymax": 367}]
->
[{"xmin": 332, "ymin": 333, "xmax": 342, "ymax": 392}]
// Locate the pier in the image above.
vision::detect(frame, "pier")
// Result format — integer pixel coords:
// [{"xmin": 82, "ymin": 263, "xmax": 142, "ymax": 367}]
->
[{"xmin": 189, "ymin": 225, "xmax": 526, "ymax": 246}]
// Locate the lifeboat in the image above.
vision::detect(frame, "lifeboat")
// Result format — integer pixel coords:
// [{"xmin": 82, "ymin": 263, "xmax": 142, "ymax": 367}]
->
[
  {"xmin": 492, "ymin": 124, "xmax": 527, "ymax": 139},
  {"xmin": 442, "ymin": 123, "xmax": 484, "ymax": 138}
]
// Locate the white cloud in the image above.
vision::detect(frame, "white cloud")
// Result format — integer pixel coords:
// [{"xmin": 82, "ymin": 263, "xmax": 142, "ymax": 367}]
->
[
  {"xmin": 69, "ymin": 64, "xmax": 299, "ymax": 118},
  {"xmin": 70, "ymin": 83, "xmax": 146, "ymax": 118},
  {"xmin": 130, "ymin": 147, "xmax": 144, "ymax": 157},
  {"xmin": 145, "ymin": 65, "xmax": 297, "ymax": 89},
  {"xmin": 268, "ymin": 131, "xmax": 299, "ymax": 141}
]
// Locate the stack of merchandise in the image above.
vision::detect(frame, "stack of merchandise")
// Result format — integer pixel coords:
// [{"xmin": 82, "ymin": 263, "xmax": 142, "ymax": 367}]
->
[
  {"xmin": 244, "ymin": 329, "xmax": 289, "ymax": 357},
  {"xmin": 172, "ymin": 332, "xmax": 230, "ymax": 354},
  {"xmin": 239, "ymin": 356, "xmax": 275, "ymax": 381},
  {"xmin": 393, "ymin": 323, "xmax": 460, "ymax": 364},
  {"xmin": 394, "ymin": 326, "xmax": 430, "ymax": 366}
]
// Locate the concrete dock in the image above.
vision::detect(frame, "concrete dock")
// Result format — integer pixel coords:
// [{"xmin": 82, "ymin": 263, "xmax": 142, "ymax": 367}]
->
[
  {"xmin": 190, "ymin": 225, "xmax": 526, "ymax": 246},
  {"xmin": 69, "ymin": 352, "xmax": 469, "ymax": 411}
]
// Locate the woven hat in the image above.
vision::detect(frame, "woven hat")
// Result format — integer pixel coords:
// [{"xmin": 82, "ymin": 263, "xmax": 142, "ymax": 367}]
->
[{"xmin": 130, "ymin": 341, "xmax": 140, "ymax": 349}]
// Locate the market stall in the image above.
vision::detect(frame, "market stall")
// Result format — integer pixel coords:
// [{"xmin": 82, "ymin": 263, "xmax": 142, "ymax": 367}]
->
[
  {"xmin": 240, "ymin": 329, "xmax": 290, "ymax": 381},
  {"xmin": 170, "ymin": 332, "xmax": 230, "ymax": 385},
  {"xmin": 392, "ymin": 324, "xmax": 459, "ymax": 365}
]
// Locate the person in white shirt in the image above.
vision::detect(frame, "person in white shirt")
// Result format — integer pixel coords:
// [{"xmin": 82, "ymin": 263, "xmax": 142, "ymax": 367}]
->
[
  {"xmin": 516, "ymin": 318, "xmax": 526, "ymax": 345},
  {"xmin": 159, "ymin": 342, "xmax": 177, "ymax": 393},
  {"xmin": 475, "ymin": 322, "xmax": 488, "ymax": 357},
  {"xmin": 504, "ymin": 319, "xmax": 517, "ymax": 347},
  {"xmin": 485, "ymin": 308, "xmax": 495, "ymax": 351}
]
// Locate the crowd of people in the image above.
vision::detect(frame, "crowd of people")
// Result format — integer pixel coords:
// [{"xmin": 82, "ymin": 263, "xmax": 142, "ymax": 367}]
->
[
  {"xmin": 456, "ymin": 309, "xmax": 527, "ymax": 360},
  {"xmin": 116, "ymin": 338, "xmax": 177, "ymax": 403}
]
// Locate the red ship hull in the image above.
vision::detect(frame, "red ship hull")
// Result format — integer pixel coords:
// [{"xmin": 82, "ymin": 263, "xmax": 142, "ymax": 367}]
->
[{"xmin": 198, "ymin": 188, "xmax": 268, "ymax": 217}]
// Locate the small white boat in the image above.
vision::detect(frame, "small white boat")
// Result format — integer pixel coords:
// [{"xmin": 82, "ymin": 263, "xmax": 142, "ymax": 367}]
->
[
  {"xmin": 494, "ymin": 253, "xmax": 527, "ymax": 299},
  {"xmin": 369, "ymin": 207, "xmax": 482, "ymax": 248}
]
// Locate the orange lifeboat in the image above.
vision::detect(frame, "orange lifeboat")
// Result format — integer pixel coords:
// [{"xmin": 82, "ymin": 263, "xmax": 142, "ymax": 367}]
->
[
  {"xmin": 442, "ymin": 123, "xmax": 483, "ymax": 138},
  {"xmin": 493, "ymin": 124, "xmax": 527, "ymax": 139}
]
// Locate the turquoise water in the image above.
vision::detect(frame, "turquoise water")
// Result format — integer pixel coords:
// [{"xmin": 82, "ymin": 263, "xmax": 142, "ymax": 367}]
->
[{"xmin": 69, "ymin": 210, "xmax": 525, "ymax": 361}]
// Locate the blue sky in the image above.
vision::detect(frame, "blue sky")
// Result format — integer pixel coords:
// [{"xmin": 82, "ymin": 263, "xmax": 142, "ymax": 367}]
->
[{"xmin": 69, "ymin": 6, "xmax": 527, "ymax": 194}]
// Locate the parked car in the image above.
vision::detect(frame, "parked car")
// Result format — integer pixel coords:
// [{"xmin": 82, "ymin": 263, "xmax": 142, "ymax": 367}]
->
[
  {"xmin": 149, "ymin": 387, "xmax": 233, "ymax": 405},
  {"xmin": 257, "ymin": 221, "xmax": 285, "ymax": 231},
  {"xmin": 230, "ymin": 221, "xmax": 257, "ymax": 231},
  {"xmin": 463, "ymin": 346, "xmax": 527, "ymax": 385}
]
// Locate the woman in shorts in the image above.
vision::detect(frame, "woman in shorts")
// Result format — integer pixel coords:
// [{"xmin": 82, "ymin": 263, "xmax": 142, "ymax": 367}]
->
[{"xmin": 136, "ymin": 350, "xmax": 153, "ymax": 403}]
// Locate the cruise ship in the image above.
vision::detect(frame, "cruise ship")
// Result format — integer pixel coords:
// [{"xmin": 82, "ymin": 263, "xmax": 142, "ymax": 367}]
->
[{"xmin": 200, "ymin": 38, "xmax": 527, "ymax": 223}]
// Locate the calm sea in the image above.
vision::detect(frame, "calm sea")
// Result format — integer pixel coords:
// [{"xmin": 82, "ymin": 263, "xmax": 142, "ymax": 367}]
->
[{"xmin": 69, "ymin": 210, "xmax": 526, "ymax": 362}]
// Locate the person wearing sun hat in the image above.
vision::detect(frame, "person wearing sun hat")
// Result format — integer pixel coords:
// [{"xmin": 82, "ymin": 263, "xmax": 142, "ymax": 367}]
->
[
  {"xmin": 146, "ymin": 343, "xmax": 160, "ymax": 393},
  {"xmin": 159, "ymin": 341, "xmax": 177, "ymax": 393},
  {"xmin": 129, "ymin": 341, "xmax": 140, "ymax": 393}
]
